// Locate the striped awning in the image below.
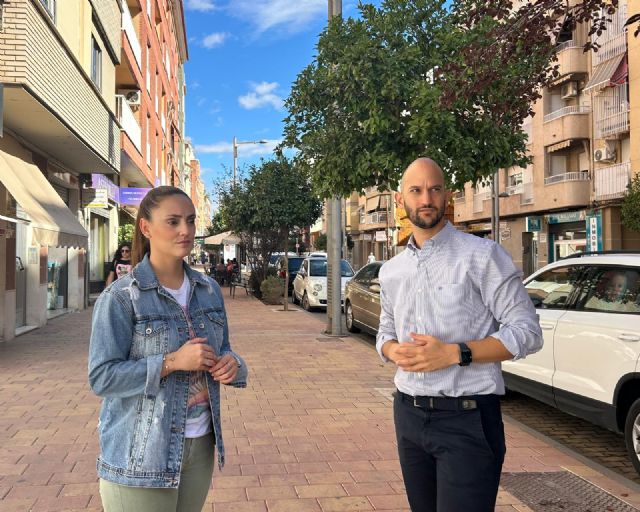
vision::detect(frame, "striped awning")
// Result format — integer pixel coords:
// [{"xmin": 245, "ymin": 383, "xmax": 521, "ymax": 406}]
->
[
  {"xmin": 546, "ymin": 140, "xmax": 572, "ymax": 153},
  {"xmin": 584, "ymin": 53, "xmax": 625, "ymax": 92}
]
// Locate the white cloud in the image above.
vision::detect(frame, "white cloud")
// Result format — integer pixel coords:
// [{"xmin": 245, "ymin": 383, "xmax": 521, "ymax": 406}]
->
[
  {"xmin": 238, "ymin": 82, "xmax": 284, "ymax": 110},
  {"xmin": 187, "ymin": 0, "xmax": 216, "ymax": 12},
  {"xmin": 228, "ymin": 0, "xmax": 326, "ymax": 35},
  {"xmin": 196, "ymin": 97, "xmax": 207, "ymax": 107},
  {"xmin": 195, "ymin": 139, "xmax": 281, "ymax": 156},
  {"xmin": 202, "ymin": 32, "xmax": 229, "ymax": 49}
]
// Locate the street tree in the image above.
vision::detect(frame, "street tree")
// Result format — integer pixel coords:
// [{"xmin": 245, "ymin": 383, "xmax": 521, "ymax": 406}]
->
[
  {"xmin": 283, "ymin": 0, "xmax": 628, "ymax": 197},
  {"xmin": 218, "ymin": 155, "xmax": 322, "ymax": 299}
]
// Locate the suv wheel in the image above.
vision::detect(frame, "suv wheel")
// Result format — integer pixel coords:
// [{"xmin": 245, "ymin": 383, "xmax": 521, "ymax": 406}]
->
[
  {"xmin": 345, "ymin": 302, "xmax": 360, "ymax": 333},
  {"xmin": 625, "ymin": 398, "xmax": 640, "ymax": 474}
]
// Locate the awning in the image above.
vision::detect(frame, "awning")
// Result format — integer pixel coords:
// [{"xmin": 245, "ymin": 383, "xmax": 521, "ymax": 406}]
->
[
  {"xmin": 546, "ymin": 140, "xmax": 572, "ymax": 153},
  {"xmin": 204, "ymin": 230, "xmax": 241, "ymax": 245},
  {"xmin": 584, "ymin": 53, "xmax": 625, "ymax": 92},
  {"xmin": 610, "ymin": 56, "xmax": 628, "ymax": 86},
  {"xmin": 0, "ymin": 136, "xmax": 88, "ymax": 249},
  {"xmin": 365, "ymin": 196, "xmax": 380, "ymax": 212}
]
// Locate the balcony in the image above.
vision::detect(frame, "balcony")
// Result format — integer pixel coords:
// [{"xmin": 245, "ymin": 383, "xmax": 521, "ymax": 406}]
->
[
  {"xmin": 116, "ymin": 95, "xmax": 142, "ymax": 153},
  {"xmin": 555, "ymin": 41, "xmax": 588, "ymax": 77},
  {"xmin": 594, "ymin": 161, "xmax": 631, "ymax": 201},
  {"xmin": 592, "ymin": 2, "xmax": 628, "ymax": 66},
  {"xmin": 360, "ymin": 211, "xmax": 389, "ymax": 226},
  {"xmin": 473, "ymin": 191, "xmax": 490, "ymax": 213},
  {"xmin": 543, "ymin": 106, "xmax": 591, "ymax": 146},
  {"xmin": 544, "ymin": 171, "xmax": 590, "ymax": 185},
  {"xmin": 122, "ymin": 0, "xmax": 142, "ymax": 70},
  {"xmin": 594, "ymin": 83, "xmax": 629, "ymax": 139}
]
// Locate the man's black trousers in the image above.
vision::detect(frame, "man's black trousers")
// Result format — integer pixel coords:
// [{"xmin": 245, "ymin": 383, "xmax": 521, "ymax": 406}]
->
[{"xmin": 394, "ymin": 391, "xmax": 506, "ymax": 512}]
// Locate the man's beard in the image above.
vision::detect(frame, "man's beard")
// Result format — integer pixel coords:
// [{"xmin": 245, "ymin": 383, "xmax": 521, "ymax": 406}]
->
[{"xmin": 405, "ymin": 202, "xmax": 445, "ymax": 230}]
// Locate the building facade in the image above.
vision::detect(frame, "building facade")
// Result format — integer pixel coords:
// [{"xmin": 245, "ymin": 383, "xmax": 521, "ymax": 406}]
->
[{"xmin": 454, "ymin": 1, "xmax": 640, "ymax": 276}]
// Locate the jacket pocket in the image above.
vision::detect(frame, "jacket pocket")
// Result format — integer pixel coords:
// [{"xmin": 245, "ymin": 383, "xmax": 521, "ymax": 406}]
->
[{"xmin": 130, "ymin": 320, "xmax": 169, "ymax": 360}]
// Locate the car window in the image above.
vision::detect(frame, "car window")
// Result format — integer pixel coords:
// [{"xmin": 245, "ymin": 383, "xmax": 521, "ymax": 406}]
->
[
  {"xmin": 307, "ymin": 259, "xmax": 354, "ymax": 277},
  {"xmin": 288, "ymin": 258, "xmax": 304, "ymax": 271},
  {"xmin": 525, "ymin": 265, "xmax": 582, "ymax": 309},
  {"xmin": 341, "ymin": 260, "xmax": 354, "ymax": 277},
  {"xmin": 579, "ymin": 267, "xmax": 640, "ymax": 314},
  {"xmin": 354, "ymin": 264, "xmax": 376, "ymax": 284}
]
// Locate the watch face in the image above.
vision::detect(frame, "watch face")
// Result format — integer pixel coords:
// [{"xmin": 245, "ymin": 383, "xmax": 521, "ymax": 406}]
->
[{"xmin": 459, "ymin": 343, "xmax": 472, "ymax": 366}]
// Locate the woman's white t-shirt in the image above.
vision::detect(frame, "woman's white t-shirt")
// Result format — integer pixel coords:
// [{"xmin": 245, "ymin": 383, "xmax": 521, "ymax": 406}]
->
[{"xmin": 164, "ymin": 274, "xmax": 212, "ymax": 438}]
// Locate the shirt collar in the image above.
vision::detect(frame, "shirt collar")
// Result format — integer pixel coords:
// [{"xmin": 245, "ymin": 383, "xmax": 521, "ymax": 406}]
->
[{"xmin": 407, "ymin": 221, "xmax": 454, "ymax": 253}]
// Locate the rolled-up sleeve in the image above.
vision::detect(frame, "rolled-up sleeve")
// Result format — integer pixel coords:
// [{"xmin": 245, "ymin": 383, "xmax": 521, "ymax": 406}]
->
[
  {"xmin": 88, "ymin": 289, "xmax": 163, "ymax": 398},
  {"xmin": 376, "ymin": 277, "xmax": 398, "ymax": 362},
  {"xmin": 481, "ymin": 245, "xmax": 543, "ymax": 360}
]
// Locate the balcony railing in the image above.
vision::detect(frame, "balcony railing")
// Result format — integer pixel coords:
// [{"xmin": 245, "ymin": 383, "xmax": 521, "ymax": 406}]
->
[
  {"xmin": 594, "ymin": 83, "xmax": 630, "ymax": 139},
  {"xmin": 594, "ymin": 161, "xmax": 631, "ymax": 201},
  {"xmin": 116, "ymin": 95, "xmax": 142, "ymax": 152},
  {"xmin": 360, "ymin": 211, "xmax": 388, "ymax": 225},
  {"xmin": 505, "ymin": 183, "xmax": 524, "ymax": 196},
  {"xmin": 543, "ymin": 105, "xmax": 591, "ymax": 123},
  {"xmin": 592, "ymin": 3, "xmax": 628, "ymax": 65},
  {"xmin": 473, "ymin": 191, "xmax": 490, "ymax": 213},
  {"xmin": 544, "ymin": 171, "xmax": 590, "ymax": 185},
  {"xmin": 122, "ymin": 0, "xmax": 142, "ymax": 70},
  {"xmin": 557, "ymin": 40, "xmax": 580, "ymax": 52}
]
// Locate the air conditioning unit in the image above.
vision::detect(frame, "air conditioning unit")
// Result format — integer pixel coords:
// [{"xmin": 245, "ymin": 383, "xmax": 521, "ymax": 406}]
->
[
  {"xmin": 561, "ymin": 81, "xmax": 578, "ymax": 99},
  {"xmin": 122, "ymin": 89, "xmax": 141, "ymax": 106},
  {"xmin": 594, "ymin": 147, "xmax": 616, "ymax": 163}
]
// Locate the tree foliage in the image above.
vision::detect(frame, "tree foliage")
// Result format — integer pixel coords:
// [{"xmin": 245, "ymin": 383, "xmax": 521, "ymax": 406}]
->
[
  {"xmin": 217, "ymin": 155, "xmax": 322, "ymax": 290},
  {"xmin": 283, "ymin": 0, "xmax": 625, "ymax": 197},
  {"xmin": 621, "ymin": 174, "xmax": 640, "ymax": 233}
]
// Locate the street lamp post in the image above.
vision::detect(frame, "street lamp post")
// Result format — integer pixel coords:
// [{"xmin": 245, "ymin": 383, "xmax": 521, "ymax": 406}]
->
[{"xmin": 232, "ymin": 136, "xmax": 268, "ymax": 186}]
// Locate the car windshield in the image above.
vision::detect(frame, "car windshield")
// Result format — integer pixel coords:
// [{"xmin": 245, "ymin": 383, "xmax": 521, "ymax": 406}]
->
[
  {"xmin": 308, "ymin": 259, "xmax": 354, "ymax": 277},
  {"xmin": 288, "ymin": 258, "xmax": 304, "ymax": 271}
]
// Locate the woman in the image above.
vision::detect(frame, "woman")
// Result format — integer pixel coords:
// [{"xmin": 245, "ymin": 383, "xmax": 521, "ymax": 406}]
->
[
  {"xmin": 89, "ymin": 186, "xmax": 247, "ymax": 512},
  {"xmin": 104, "ymin": 242, "xmax": 132, "ymax": 286}
]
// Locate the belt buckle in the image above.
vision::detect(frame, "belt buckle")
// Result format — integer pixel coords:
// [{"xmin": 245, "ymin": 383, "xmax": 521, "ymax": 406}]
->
[{"xmin": 412, "ymin": 396, "xmax": 434, "ymax": 408}]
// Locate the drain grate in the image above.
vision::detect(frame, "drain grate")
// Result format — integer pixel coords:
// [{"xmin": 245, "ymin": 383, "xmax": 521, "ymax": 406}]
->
[{"xmin": 500, "ymin": 472, "xmax": 638, "ymax": 511}]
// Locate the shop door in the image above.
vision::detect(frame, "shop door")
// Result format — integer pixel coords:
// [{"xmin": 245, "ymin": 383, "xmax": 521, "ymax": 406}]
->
[{"xmin": 15, "ymin": 223, "xmax": 27, "ymax": 328}]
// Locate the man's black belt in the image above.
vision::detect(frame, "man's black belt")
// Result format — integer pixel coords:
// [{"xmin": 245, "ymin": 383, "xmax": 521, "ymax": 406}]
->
[{"xmin": 397, "ymin": 390, "xmax": 489, "ymax": 411}]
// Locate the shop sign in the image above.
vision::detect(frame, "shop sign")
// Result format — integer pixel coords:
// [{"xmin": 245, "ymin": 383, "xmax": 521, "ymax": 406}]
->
[
  {"xmin": 361, "ymin": 233, "xmax": 373, "ymax": 241},
  {"xmin": 91, "ymin": 174, "xmax": 119, "ymax": 203},
  {"xmin": 526, "ymin": 216, "xmax": 542, "ymax": 232},
  {"xmin": 375, "ymin": 230, "xmax": 387, "ymax": 241},
  {"xmin": 86, "ymin": 188, "xmax": 108, "ymax": 209},
  {"xmin": 586, "ymin": 213, "xmax": 603, "ymax": 252},
  {"xmin": 468, "ymin": 222, "xmax": 492, "ymax": 232},
  {"xmin": 500, "ymin": 228, "xmax": 511, "ymax": 242},
  {"xmin": 120, "ymin": 188, "xmax": 151, "ymax": 207},
  {"xmin": 545, "ymin": 210, "xmax": 585, "ymax": 224}
]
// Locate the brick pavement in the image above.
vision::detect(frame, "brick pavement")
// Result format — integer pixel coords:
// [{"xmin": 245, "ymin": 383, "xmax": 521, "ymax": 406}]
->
[{"xmin": 1, "ymin": 291, "xmax": 639, "ymax": 511}]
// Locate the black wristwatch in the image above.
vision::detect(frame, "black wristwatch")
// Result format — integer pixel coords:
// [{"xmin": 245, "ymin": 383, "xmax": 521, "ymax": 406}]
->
[{"xmin": 458, "ymin": 342, "xmax": 472, "ymax": 366}]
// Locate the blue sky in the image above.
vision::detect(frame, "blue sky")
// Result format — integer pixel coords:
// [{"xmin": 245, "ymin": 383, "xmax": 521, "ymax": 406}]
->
[{"xmin": 182, "ymin": 0, "xmax": 379, "ymax": 200}]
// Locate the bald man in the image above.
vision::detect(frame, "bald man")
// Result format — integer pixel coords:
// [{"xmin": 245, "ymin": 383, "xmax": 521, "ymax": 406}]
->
[{"xmin": 376, "ymin": 158, "xmax": 542, "ymax": 512}]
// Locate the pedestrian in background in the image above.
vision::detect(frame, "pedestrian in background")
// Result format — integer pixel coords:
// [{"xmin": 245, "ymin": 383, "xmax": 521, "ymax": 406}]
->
[
  {"xmin": 376, "ymin": 158, "xmax": 542, "ymax": 512},
  {"xmin": 104, "ymin": 242, "xmax": 132, "ymax": 286},
  {"xmin": 367, "ymin": 252, "xmax": 376, "ymax": 264},
  {"xmin": 89, "ymin": 186, "xmax": 248, "ymax": 512}
]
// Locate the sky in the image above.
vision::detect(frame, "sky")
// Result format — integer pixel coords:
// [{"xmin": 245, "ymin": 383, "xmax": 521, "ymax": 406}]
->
[{"xmin": 182, "ymin": 0, "xmax": 380, "ymax": 202}]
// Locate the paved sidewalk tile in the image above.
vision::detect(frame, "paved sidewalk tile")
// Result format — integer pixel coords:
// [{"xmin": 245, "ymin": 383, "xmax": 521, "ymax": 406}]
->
[{"xmin": 1, "ymin": 293, "xmax": 639, "ymax": 511}]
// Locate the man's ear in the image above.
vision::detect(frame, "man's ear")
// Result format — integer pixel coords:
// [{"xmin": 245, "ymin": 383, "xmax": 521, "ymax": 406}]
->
[{"xmin": 394, "ymin": 191, "xmax": 403, "ymax": 209}]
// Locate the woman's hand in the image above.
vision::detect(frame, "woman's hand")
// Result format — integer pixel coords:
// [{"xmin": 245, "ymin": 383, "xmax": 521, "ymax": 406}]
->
[
  {"xmin": 209, "ymin": 353, "xmax": 239, "ymax": 384},
  {"xmin": 168, "ymin": 338, "xmax": 218, "ymax": 374}
]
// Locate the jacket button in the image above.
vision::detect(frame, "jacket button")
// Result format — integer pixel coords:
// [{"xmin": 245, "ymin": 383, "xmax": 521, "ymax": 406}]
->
[
  {"xmin": 145, "ymin": 328, "xmax": 152, "ymax": 334},
  {"xmin": 199, "ymin": 323, "xmax": 205, "ymax": 329}
]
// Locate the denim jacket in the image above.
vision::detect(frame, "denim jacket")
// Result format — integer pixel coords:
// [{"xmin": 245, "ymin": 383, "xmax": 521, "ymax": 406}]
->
[{"xmin": 88, "ymin": 255, "xmax": 247, "ymax": 488}]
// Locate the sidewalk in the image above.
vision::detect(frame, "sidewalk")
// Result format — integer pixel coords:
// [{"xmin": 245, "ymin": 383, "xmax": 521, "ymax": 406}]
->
[{"xmin": 0, "ymin": 292, "xmax": 638, "ymax": 511}]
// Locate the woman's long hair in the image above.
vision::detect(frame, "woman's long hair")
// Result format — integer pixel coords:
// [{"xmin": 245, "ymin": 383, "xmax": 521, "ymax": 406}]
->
[{"xmin": 131, "ymin": 186, "xmax": 191, "ymax": 266}]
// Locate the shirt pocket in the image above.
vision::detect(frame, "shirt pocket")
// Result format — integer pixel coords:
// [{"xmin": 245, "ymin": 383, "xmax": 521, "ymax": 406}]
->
[
  {"xmin": 203, "ymin": 308, "xmax": 225, "ymax": 350},
  {"xmin": 130, "ymin": 320, "xmax": 169, "ymax": 360},
  {"xmin": 430, "ymin": 282, "xmax": 471, "ymax": 318}
]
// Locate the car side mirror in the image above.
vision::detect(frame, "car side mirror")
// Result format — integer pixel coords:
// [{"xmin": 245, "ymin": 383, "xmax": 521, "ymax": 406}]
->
[{"xmin": 369, "ymin": 284, "xmax": 381, "ymax": 293}]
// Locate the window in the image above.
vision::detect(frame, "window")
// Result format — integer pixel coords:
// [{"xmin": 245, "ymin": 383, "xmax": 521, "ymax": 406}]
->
[
  {"xmin": 579, "ymin": 267, "xmax": 640, "ymax": 314},
  {"xmin": 525, "ymin": 266, "xmax": 583, "ymax": 309},
  {"xmin": 308, "ymin": 259, "xmax": 354, "ymax": 277},
  {"xmin": 354, "ymin": 264, "xmax": 378, "ymax": 285},
  {"xmin": 508, "ymin": 172, "xmax": 523, "ymax": 187},
  {"xmin": 39, "ymin": 0, "xmax": 56, "ymax": 21},
  {"xmin": 91, "ymin": 36, "xmax": 102, "ymax": 90}
]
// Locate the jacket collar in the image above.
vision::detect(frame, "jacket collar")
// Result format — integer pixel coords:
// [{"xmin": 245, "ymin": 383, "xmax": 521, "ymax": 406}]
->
[{"xmin": 132, "ymin": 253, "xmax": 210, "ymax": 290}]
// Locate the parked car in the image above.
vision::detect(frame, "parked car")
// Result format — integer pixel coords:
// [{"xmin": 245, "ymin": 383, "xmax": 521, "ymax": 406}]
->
[
  {"xmin": 344, "ymin": 261, "xmax": 384, "ymax": 335},
  {"xmin": 268, "ymin": 252, "xmax": 297, "ymax": 268},
  {"xmin": 275, "ymin": 255, "xmax": 306, "ymax": 293},
  {"xmin": 292, "ymin": 257, "xmax": 354, "ymax": 311},
  {"xmin": 502, "ymin": 251, "xmax": 640, "ymax": 474}
]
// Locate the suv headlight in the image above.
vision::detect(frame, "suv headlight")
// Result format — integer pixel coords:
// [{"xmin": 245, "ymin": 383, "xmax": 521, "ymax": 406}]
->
[{"xmin": 313, "ymin": 283, "xmax": 322, "ymax": 291}]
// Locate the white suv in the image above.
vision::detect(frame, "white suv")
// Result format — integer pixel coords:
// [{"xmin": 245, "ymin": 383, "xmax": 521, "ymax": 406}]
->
[{"xmin": 502, "ymin": 252, "xmax": 640, "ymax": 474}]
